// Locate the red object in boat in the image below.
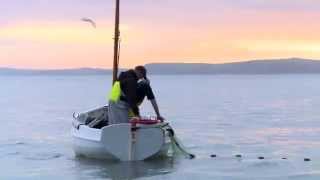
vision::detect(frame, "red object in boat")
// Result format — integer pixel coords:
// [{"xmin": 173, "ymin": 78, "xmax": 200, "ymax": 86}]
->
[{"xmin": 130, "ymin": 118, "xmax": 161, "ymax": 126}]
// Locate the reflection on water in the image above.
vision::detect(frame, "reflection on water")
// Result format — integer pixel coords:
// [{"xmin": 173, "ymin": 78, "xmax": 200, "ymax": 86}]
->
[{"xmin": 73, "ymin": 157, "xmax": 176, "ymax": 180}]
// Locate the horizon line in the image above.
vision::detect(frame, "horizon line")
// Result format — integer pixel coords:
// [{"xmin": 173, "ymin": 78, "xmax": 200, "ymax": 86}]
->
[{"xmin": 1, "ymin": 57, "xmax": 320, "ymax": 70}]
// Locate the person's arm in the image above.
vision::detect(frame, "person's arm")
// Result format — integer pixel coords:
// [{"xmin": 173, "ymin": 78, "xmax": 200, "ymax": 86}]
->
[
  {"xmin": 145, "ymin": 84, "xmax": 164, "ymax": 121},
  {"xmin": 150, "ymin": 99, "xmax": 164, "ymax": 121},
  {"xmin": 150, "ymin": 99, "xmax": 163, "ymax": 120}
]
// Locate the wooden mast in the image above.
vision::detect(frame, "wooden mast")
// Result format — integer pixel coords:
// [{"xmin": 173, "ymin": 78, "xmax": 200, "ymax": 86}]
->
[{"xmin": 112, "ymin": 0, "xmax": 120, "ymax": 84}]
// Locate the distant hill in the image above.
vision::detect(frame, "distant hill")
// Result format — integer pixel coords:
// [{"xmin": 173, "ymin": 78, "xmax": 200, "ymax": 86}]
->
[
  {"xmin": 2, "ymin": 58, "xmax": 320, "ymax": 75},
  {"xmin": 145, "ymin": 58, "xmax": 320, "ymax": 74}
]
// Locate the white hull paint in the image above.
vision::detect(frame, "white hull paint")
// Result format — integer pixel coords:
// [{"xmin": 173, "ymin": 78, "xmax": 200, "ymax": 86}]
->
[{"xmin": 72, "ymin": 122, "xmax": 171, "ymax": 161}]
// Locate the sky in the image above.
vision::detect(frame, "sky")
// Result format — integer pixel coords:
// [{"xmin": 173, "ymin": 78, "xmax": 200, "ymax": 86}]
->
[{"xmin": 1, "ymin": 0, "xmax": 320, "ymax": 69}]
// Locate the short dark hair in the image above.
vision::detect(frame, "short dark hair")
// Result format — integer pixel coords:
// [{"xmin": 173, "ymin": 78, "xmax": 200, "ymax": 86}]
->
[{"xmin": 134, "ymin": 65, "xmax": 147, "ymax": 78}]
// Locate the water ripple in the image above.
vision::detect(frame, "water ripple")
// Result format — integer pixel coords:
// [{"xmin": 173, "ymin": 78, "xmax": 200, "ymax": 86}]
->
[{"xmin": 24, "ymin": 153, "xmax": 63, "ymax": 160}]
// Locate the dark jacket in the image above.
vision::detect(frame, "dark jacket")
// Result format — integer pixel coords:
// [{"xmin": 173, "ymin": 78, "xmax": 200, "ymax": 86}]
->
[{"xmin": 118, "ymin": 70, "xmax": 155, "ymax": 116}]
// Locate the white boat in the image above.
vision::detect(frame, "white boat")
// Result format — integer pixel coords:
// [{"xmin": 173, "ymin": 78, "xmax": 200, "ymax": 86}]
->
[
  {"xmin": 72, "ymin": 107, "xmax": 174, "ymax": 161},
  {"xmin": 71, "ymin": 0, "xmax": 194, "ymax": 161}
]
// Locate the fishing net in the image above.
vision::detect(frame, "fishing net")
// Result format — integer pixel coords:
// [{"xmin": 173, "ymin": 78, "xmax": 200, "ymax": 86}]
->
[{"xmin": 164, "ymin": 126, "xmax": 195, "ymax": 159}]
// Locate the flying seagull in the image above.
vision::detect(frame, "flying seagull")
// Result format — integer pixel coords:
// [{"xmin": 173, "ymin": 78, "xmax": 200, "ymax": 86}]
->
[{"xmin": 81, "ymin": 18, "xmax": 96, "ymax": 28}]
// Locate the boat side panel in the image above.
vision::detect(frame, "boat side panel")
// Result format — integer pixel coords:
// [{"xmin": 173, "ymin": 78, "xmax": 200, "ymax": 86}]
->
[
  {"xmin": 72, "ymin": 125, "xmax": 101, "ymax": 141},
  {"xmin": 133, "ymin": 128, "xmax": 165, "ymax": 160},
  {"xmin": 100, "ymin": 124, "xmax": 132, "ymax": 161},
  {"xmin": 72, "ymin": 136, "xmax": 116, "ymax": 160}
]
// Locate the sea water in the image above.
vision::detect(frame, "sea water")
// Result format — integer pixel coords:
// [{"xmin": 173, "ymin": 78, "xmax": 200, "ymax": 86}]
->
[{"xmin": 1, "ymin": 74, "xmax": 320, "ymax": 180}]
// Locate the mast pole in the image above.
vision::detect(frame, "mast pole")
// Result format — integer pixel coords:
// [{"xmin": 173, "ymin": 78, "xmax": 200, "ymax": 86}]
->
[{"xmin": 112, "ymin": 0, "xmax": 120, "ymax": 84}]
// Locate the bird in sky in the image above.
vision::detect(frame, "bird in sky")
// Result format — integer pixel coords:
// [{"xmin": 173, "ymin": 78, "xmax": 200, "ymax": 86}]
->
[{"xmin": 81, "ymin": 18, "xmax": 97, "ymax": 28}]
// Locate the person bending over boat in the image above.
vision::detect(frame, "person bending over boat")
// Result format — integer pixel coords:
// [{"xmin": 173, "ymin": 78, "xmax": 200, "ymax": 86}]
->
[{"xmin": 108, "ymin": 65, "xmax": 164, "ymax": 124}]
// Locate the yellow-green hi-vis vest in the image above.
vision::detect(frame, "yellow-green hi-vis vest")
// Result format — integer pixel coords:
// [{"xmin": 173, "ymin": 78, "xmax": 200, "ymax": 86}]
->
[
  {"xmin": 108, "ymin": 81, "xmax": 121, "ymax": 102},
  {"xmin": 108, "ymin": 81, "xmax": 140, "ymax": 117}
]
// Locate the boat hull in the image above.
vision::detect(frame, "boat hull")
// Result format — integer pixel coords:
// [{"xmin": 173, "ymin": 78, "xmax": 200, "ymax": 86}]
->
[{"xmin": 72, "ymin": 123, "xmax": 171, "ymax": 161}]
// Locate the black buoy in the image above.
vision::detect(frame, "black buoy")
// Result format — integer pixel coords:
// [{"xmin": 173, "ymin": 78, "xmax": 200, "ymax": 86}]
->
[
  {"xmin": 304, "ymin": 158, "xmax": 311, "ymax": 162},
  {"xmin": 210, "ymin": 154, "xmax": 217, "ymax": 158},
  {"xmin": 282, "ymin": 157, "xmax": 287, "ymax": 160},
  {"xmin": 258, "ymin": 156, "xmax": 265, "ymax": 160},
  {"xmin": 189, "ymin": 154, "xmax": 196, "ymax": 159},
  {"xmin": 235, "ymin": 154, "xmax": 242, "ymax": 158}
]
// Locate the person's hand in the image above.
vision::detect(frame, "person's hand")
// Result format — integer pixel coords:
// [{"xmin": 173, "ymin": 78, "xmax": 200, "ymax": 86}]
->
[{"xmin": 157, "ymin": 115, "xmax": 165, "ymax": 122}]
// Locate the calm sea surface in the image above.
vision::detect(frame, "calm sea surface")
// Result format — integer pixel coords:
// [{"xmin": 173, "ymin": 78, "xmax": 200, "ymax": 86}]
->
[{"xmin": 1, "ymin": 74, "xmax": 320, "ymax": 180}]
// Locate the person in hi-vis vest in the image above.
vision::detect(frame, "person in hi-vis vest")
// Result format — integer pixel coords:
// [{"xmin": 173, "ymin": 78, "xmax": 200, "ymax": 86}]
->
[{"xmin": 108, "ymin": 66, "xmax": 164, "ymax": 124}]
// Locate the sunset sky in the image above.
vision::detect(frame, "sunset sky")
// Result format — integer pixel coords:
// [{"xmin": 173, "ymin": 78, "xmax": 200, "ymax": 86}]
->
[{"xmin": 1, "ymin": 0, "xmax": 320, "ymax": 69}]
